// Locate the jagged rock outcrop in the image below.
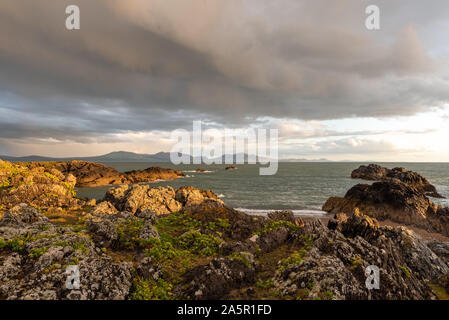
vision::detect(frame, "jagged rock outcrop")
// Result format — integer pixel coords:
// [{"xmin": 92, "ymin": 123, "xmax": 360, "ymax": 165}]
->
[
  {"xmin": 0, "ymin": 160, "xmax": 84, "ymax": 211},
  {"xmin": 87, "ymin": 211, "xmax": 159, "ymax": 249},
  {"xmin": 104, "ymin": 185, "xmax": 223, "ymax": 216},
  {"xmin": 91, "ymin": 201, "xmax": 118, "ymax": 215},
  {"xmin": 273, "ymin": 211, "xmax": 449, "ymax": 300},
  {"xmin": 18, "ymin": 160, "xmax": 184, "ymax": 187},
  {"xmin": 323, "ymin": 181, "xmax": 449, "ymax": 237},
  {"xmin": 323, "ymin": 182, "xmax": 435, "ymax": 228},
  {"xmin": 2, "ymin": 191, "xmax": 449, "ymax": 300},
  {"xmin": 182, "ymin": 257, "xmax": 256, "ymax": 300},
  {"xmin": 351, "ymin": 164, "xmax": 443, "ymax": 198},
  {"xmin": 0, "ymin": 204, "xmax": 133, "ymax": 300}
]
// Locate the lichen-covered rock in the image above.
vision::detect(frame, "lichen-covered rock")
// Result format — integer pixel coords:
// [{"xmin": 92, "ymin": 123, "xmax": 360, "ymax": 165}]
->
[
  {"xmin": 18, "ymin": 161, "xmax": 184, "ymax": 187},
  {"xmin": 0, "ymin": 160, "xmax": 84, "ymax": 211},
  {"xmin": 181, "ymin": 257, "xmax": 256, "ymax": 300},
  {"xmin": 1, "ymin": 181, "xmax": 449, "ymax": 301},
  {"xmin": 104, "ymin": 185, "xmax": 223, "ymax": 216},
  {"xmin": 92, "ymin": 201, "xmax": 118, "ymax": 215},
  {"xmin": 87, "ymin": 211, "xmax": 159, "ymax": 249},
  {"xmin": 0, "ymin": 203, "xmax": 49, "ymax": 226},
  {"xmin": 0, "ymin": 204, "xmax": 134, "ymax": 300},
  {"xmin": 274, "ymin": 211, "xmax": 448, "ymax": 300}
]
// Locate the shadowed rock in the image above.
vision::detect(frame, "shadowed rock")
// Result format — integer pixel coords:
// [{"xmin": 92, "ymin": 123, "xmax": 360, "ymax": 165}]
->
[{"xmin": 351, "ymin": 164, "xmax": 443, "ymax": 198}]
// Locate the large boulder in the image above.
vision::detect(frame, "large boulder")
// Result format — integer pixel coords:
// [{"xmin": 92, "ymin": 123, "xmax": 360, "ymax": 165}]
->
[
  {"xmin": 104, "ymin": 185, "xmax": 223, "ymax": 216},
  {"xmin": 323, "ymin": 182, "xmax": 434, "ymax": 228},
  {"xmin": 351, "ymin": 164, "xmax": 443, "ymax": 198},
  {"xmin": 323, "ymin": 181, "xmax": 449, "ymax": 237}
]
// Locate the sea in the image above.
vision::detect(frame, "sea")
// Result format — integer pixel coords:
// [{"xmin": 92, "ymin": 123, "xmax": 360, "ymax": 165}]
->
[{"xmin": 75, "ymin": 162, "xmax": 449, "ymax": 217}]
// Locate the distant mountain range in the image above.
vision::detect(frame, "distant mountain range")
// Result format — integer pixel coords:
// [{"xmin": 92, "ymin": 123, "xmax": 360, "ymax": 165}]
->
[{"xmin": 0, "ymin": 151, "xmax": 334, "ymax": 163}]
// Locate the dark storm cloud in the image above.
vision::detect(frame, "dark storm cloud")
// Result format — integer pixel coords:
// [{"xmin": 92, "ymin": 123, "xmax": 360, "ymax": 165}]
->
[{"xmin": 0, "ymin": 0, "xmax": 449, "ymax": 146}]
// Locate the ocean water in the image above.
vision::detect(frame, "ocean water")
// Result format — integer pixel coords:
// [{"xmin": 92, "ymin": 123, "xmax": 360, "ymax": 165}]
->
[{"xmin": 76, "ymin": 162, "xmax": 449, "ymax": 217}]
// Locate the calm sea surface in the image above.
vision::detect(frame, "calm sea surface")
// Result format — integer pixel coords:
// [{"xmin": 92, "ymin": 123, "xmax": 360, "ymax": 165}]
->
[{"xmin": 76, "ymin": 162, "xmax": 449, "ymax": 217}]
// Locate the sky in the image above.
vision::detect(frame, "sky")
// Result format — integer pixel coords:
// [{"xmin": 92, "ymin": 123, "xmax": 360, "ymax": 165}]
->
[{"xmin": 1, "ymin": 0, "xmax": 449, "ymax": 161}]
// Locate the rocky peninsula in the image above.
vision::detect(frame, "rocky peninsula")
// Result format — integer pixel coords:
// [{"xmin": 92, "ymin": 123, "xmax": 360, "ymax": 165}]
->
[
  {"xmin": 17, "ymin": 160, "xmax": 184, "ymax": 187},
  {"xmin": 1, "ymin": 160, "xmax": 449, "ymax": 300}
]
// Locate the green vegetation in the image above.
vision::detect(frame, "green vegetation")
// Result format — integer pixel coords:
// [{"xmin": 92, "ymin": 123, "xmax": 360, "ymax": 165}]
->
[
  {"xmin": 227, "ymin": 252, "xmax": 251, "ymax": 268},
  {"xmin": 29, "ymin": 246, "xmax": 48, "ymax": 258},
  {"xmin": 399, "ymin": 264, "xmax": 411, "ymax": 278},
  {"xmin": 278, "ymin": 236, "xmax": 312, "ymax": 272},
  {"xmin": 39, "ymin": 225, "xmax": 50, "ymax": 231},
  {"xmin": 128, "ymin": 213, "xmax": 231, "ymax": 300},
  {"xmin": 253, "ymin": 220, "xmax": 301, "ymax": 236},
  {"xmin": 52, "ymin": 239, "xmax": 89, "ymax": 254},
  {"xmin": 350, "ymin": 256, "xmax": 362, "ymax": 269},
  {"xmin": 42, "ymin": 263, "xmax": 62, "ymax": 274},
  {"xmin": 324, "ymin": 290, "xmax": 334, "ymax": 300},
  {"xmin": 116, "ymin": 218, "xmax": 148, "ymax": 249},
  {"xmin": 0, "ymin": 233, "xmax": 34, "ymax": 252},
  {"xmin": 64, "ymin": 182, "xmax": 77, "ymax": 198},
  {"xmin": 256, "ymin": 278, "xmax": 274, "ymax": 290},
  {"xmin": 43, "ymin": 172, "xmax": 59, "ymax": 181},
  {"xmin": 177, "ymin": 230, "xmax": 222, "ymax": 256},
  {"xmin": 130, "ymin": 278, "xmax": 173, "ymax": 300},
  {"xmin": 70, "ymin": 257, "xmax": 80, "ymax": 265},
  {"xmin": 0, "ymin": 178, "xmax": 11, "ymax": 191}
]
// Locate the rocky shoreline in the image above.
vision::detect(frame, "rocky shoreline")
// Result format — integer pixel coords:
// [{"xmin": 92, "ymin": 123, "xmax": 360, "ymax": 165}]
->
[
  {"xmin": 323, "ymin": 165, "xmax": 449, "ymax": 237},
  {"xmin": 1, "ymin": 161, "xmax": 449, "ymax": 300},
  {"xmin": 17, "ymin": 160, "xmax": 184, "ymax": 187}
]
